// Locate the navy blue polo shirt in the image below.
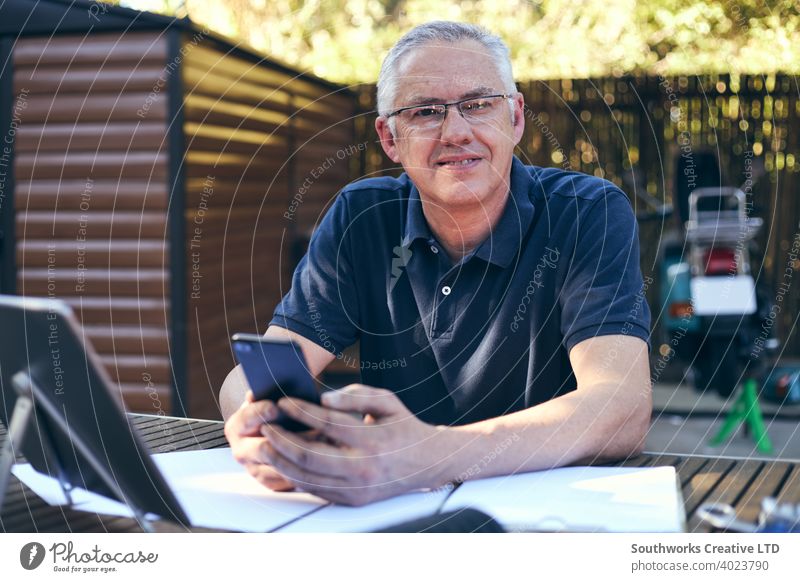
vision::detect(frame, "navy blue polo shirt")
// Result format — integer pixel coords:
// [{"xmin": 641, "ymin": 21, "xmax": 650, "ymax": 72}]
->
[{"xmin": 271, "ymin": 156, "xmax": 651, "ymax": 426}]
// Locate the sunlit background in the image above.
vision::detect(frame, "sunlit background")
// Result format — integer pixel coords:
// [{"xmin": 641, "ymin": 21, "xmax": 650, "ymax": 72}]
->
[{"xmin": 119, "ymin": 0, "xmax": 800, "ymax": 83}]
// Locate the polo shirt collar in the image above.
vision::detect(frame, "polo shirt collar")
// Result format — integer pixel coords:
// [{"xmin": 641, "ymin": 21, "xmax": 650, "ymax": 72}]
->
[
  {"xmin": 401, "ymin": 183, "xmax": 431, "ymax": 247},
  {"xmin": 401, "ymin": 156, "xmax": 536, "ymax": 268},
  {"xmin": 472, "ymin": 156, "xmax": 536, "ymax": 267}
]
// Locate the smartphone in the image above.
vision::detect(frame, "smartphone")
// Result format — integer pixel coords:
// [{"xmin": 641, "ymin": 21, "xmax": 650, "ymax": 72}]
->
[{"xmin": 231, "ymin": 333, "xmax": 321, "ymax": 431}]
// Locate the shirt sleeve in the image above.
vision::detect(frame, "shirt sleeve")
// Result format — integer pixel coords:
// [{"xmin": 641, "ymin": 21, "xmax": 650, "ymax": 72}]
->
[
  {"xmin": 269, "ymin": 193, "xmax": 360, "ymax": 355},
  {"xmin": 559, "ymin": 190, "xmax": 652, "ymax": 352}
]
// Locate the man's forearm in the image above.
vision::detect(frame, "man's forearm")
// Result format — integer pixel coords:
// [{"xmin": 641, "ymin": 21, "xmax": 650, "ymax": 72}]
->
[
  {"xmin": 431, "ymin": 381, "xmax": 651, "ymax": 486},
  {"xmin": 220, "ymin": 365, "xmax": 249, "ymax": 420}
]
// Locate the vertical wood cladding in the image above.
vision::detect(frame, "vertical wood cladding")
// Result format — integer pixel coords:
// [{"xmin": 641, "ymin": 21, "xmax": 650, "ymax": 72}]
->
[
  {"xmin": 13, "ymin": 32, "xmax": 173, "ymax": 413},
  {"xmin": 9, "ymin": 28, "xmax": 358, "ymax": 419},
  {"xmin": 182, "ymin": 39, "xmax": 357, "ymax": 419}
]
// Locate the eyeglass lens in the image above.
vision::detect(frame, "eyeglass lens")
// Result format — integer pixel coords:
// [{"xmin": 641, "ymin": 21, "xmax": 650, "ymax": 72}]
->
[{"xmin": 398, "ymin": 96, "xmax": 506, "ymax": 129}]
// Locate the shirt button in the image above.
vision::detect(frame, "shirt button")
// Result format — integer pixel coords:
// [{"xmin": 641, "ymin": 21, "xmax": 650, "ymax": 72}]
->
[
  {"xmin": 441, "ymin": 285, "xmax": 451, "ymax": 296},
  {"xmin": 430, "ymin": 245, "xmax": 439, "ymax": 254}
]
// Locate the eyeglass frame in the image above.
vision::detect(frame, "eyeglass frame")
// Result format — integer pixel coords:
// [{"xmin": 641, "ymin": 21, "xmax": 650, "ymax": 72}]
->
[{"xmin": 384, "ymin": 93, "xmax": 516, "ymax": 128}]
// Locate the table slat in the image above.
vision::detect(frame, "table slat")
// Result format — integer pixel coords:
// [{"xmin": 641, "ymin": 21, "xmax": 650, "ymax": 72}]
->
[
  {"xmin": 775, "ymin": 465, "xmax": 800, "ymax": 505},
  {"xmin": 688, "ymin": 460, "xmax": 763, "ymax": 532},
  {"xmin": 619, "ymin": 455, "xmax": 652, "ymax": 468},
  {"xmin": 674, "ymin": 456, "xmax": 708, "ymax": 486},
  {"xmin": 736, "ymin": 462, "xmax": 793, "ymax": 523},
  {"xmin": 682, "ymin": 458, "xmax": 736, "ymax": 522},
  {"xmin": 639, "ymin": 454, "xmax": 681, "ymax": 468}
]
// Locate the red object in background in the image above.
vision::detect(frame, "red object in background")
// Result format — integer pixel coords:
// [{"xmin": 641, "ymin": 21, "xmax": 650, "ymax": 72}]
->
[
  {"xmin": 777, "ymin": 374, "xmax": 791, "ymax": 398},
  {"xmin": 669, "ymin": 301, "xmax": 693, "ymax": 319},
  {"xmin": 704, "ymin": 247, "xmax": 737, "ymax": 275}
]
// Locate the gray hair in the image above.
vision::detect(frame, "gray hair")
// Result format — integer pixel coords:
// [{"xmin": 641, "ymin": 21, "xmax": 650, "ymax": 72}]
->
[{"xmin": 376, "ymin": 21, "xmax": 517, "ymax": 122}]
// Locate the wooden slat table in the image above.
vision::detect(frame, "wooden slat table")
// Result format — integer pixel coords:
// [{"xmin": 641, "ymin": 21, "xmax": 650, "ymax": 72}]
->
[{"xmin": 1, "ymin": 415, "xmax": 798, "ymax": 533}]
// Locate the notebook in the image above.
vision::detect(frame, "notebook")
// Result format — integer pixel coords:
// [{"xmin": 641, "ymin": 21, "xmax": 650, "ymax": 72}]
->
[
  {"xmin": 442, "ymin": 465, "xmax": 686, "ymax": 532},
  {"xmin": 14, "ymin": 450, "xmax": 685, "ymax": 532}
]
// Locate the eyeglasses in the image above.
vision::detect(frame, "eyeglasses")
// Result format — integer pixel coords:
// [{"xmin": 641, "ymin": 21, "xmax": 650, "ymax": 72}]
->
[{"xmin": 386, "ymin": 94, "xmax": 514, "ymax": 131}]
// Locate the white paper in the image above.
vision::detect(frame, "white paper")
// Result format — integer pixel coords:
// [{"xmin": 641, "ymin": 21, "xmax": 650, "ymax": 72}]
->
[
  {"xmin": 13, "ymin": 448, "xmax": 327, "ymax": 532},
  {"xmin": 13, "ymin": 451, "xmax": 685, "ymax": 533},
  {"xmin": 442, "ymin": 466, "xmax": 685, "ymax": 532},
  {"xmin": 12, "ymin": 463, "xmax": 119, "ymax": 507},
  {"xmin": 278, "ymin": 486, "xmax": 453, "ymax": 532}
]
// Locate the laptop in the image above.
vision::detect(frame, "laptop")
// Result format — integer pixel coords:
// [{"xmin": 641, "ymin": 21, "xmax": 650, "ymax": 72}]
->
[{"xmin": 0, "ymin": 295, "xmax": 189, "ymax": 525}]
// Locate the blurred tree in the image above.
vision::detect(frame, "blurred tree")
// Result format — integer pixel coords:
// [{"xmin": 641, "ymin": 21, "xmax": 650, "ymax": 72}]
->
[{"xmin": 120, "ymin": 0, "xmax": 800, "ymax": 82}]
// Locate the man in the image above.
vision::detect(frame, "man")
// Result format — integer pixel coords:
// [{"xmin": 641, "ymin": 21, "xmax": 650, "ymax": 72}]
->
[{"xmin": 221, "ymin": 21, "xmax": 652, "ymax": 506}]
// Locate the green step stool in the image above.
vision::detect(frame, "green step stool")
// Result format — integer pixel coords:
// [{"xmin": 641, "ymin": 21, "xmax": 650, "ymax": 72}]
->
[{"xmin": 709, "ymin": 377, "xmax": 773, "ymax": 454}]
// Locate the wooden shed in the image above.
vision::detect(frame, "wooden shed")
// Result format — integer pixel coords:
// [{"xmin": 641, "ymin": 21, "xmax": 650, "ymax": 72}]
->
[{"xmin": 0, "ymin": 0, "xmax": 360, "ymax": 419}]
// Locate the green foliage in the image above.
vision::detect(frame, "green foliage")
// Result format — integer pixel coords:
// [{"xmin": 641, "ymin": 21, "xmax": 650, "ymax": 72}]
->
[{"xmin": 121, "ymin": 0, "xmax": 800, "ymax": 82}]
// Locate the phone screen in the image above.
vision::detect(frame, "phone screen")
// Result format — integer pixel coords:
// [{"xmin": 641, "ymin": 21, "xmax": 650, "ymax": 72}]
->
[{"xmin": 231, "ymin": 334, "xmax": 321, "ymax": 431}]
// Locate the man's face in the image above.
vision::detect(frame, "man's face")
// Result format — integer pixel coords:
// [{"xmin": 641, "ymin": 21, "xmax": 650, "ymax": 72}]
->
[{"xmin": 375, "ymin": 40, "xmax": 525, "ymax": 209}]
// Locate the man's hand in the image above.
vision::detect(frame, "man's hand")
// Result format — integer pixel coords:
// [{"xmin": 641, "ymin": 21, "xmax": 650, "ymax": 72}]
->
[
  {"xmin": 256, "ymin": 385, "xmax": 449, "ymax": 506},
  {"xmin": 224, "ymin": 391, "xmax": 295, "ymax": 492}
]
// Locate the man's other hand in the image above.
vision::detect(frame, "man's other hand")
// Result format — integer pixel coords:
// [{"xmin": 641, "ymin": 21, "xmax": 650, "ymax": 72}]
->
[
  {"xmin": 257, "ymin": 384, "xmax": 449, "ymax": 506},
  {"xmin": 224, "ymin": 390, "xmax": 295, "ymax": 492}
]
